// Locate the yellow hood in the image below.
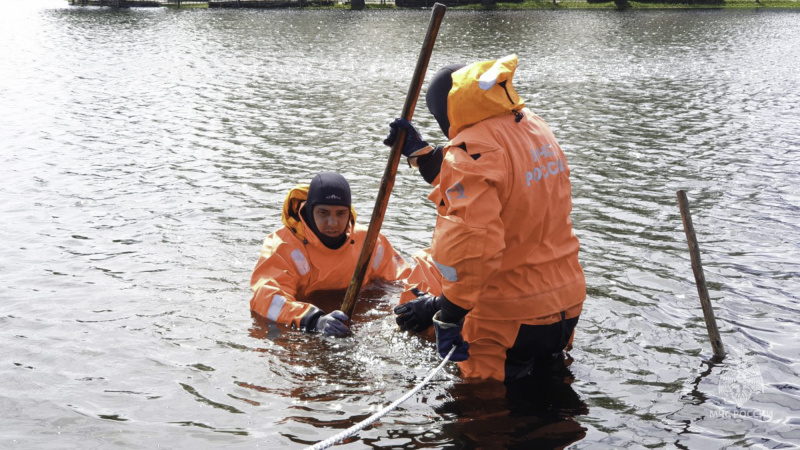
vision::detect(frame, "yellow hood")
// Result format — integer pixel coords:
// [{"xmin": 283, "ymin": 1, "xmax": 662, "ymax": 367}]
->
[
  {"xmin": 447, "ymin": 54, "xmax": 525, "ymax": 138},
  {"xmin": 281, "ymin": 184, "xmax": 357, "ymax": 242}
]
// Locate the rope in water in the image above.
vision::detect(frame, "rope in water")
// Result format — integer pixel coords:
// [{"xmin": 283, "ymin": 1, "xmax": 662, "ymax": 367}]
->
[{"xmin": 305, "ymin": 346, "xmax": 456, "ymax": 450}]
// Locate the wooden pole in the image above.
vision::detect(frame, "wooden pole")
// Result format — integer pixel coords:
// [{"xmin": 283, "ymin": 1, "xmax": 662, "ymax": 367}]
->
[
  {"xmin": 677, "ymin": 190, "xmax": 726, "ymax": 360},
  {"xmin": 340, "ymin": 3, "xmax": 446, "ymax": 318}
]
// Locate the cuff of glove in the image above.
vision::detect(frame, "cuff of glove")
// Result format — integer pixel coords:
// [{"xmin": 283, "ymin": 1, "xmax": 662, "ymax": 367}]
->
[
  {"xmin": 418, "ymin": 145, "xmax": 444, "ymax": 184},
  {"xmin": 407, "ymin": 145, "xmax": 434, "ymax": 168},
  {"xmin": 439, "ymin": 293, "xmax": 470, "ymax": 324},
  {"xmin": 301, "ymin": 307, "xmax": 325, "ymax": 332}
]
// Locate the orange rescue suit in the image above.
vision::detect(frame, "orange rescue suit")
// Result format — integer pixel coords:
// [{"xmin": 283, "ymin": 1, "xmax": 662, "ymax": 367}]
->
[
  {"xmin": 250, "ymin": 184, "xmax": 411, "ymax": 330},
  {"xmin": 411, "ymin": 55, "xmax": 586, "ymax": 381}
]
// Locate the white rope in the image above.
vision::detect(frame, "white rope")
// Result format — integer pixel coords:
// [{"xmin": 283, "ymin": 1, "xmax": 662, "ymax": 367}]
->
[{"xmin": 305, "ymin": 346, "xmax": 456, "ymax": 450}]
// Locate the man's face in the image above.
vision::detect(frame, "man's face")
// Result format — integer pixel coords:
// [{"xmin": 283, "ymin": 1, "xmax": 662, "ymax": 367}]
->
[{"xmin": 312, "ymin": 205, "xmax": 349, "ymax": 238}]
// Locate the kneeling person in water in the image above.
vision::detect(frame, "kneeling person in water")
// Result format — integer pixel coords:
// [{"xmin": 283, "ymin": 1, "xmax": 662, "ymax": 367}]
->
[{"xmin": 249, "ymin": 171, "xmax": 411, "ymax": 336}]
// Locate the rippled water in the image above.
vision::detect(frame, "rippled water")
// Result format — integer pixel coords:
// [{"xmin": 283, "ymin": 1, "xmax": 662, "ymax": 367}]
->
[{"xmin": 2, "ymin": 1, "xmax": 799, "ymax": 448}]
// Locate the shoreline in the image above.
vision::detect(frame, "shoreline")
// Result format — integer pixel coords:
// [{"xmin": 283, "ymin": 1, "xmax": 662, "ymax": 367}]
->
[{"xmin": 66, "ymin": 0, "xmax": 800, "ymax": 9}]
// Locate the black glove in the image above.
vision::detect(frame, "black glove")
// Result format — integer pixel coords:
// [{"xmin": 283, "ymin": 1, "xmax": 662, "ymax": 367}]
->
[
  {"xmin": 433, "ymin": 311, "xmax": 470, "ymax": 361},
  {"xmin": 314, "ymin": 310, "xmax": 350, "ymax": 337},
  {"xmin": 394, "ymin": 288, "xmax": 440, "ymax": 333},
  {"xmin": 384, "ymin": 118, "xmax": 433, "ymax": 167}
]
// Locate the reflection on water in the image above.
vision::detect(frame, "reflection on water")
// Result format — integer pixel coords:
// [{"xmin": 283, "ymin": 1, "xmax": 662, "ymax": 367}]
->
[
  {"xmin": 1, "ymin": 1, "xmax": 799, "ymax": 448},
  {"xmin": 437, "ymin": 357, "xmax": 589, "ymax": 449}
]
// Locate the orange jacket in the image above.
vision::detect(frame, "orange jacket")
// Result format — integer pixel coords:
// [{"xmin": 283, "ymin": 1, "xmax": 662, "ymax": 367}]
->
[
  {"xmin": 250, "ymin": 184, "xmax": 411, "ymax": 329},
  {"xmin": 429, "ymin": 55, "xmax": 586, "ymax": 321}
]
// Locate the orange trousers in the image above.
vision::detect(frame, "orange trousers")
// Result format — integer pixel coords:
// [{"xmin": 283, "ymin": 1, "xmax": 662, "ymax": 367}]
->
[{"xmin": 402, "ymin": 250, "xmax": 583, "ymax": 382}]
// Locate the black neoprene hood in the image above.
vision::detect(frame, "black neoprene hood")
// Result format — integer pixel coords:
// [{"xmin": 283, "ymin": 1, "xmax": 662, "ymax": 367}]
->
[
  {"xmin": 425, "ymin": 64, "xmax": 466, "ymax": 139},
  {"xmin": 300, "ymin": 171, "xmax": 352, "ymax": 249},
  {"xmin": 305, "ymin": 171, "xmax": 351, "ymax": 210}
]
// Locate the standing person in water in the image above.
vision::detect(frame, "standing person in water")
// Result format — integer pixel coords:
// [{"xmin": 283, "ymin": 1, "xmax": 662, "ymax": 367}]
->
[
  {"xmin": 384, "ymin": 55, "xmax": 586, "ymax": 382},
  {"xmin": 249, "ymin": 171, "xmax": 410, "ymax": 336}
]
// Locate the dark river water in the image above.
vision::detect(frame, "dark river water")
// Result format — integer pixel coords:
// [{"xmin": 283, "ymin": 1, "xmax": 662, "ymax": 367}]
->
[{"xmin": 2, "ymin": 1, "xmax": 799, "ymax": 448}]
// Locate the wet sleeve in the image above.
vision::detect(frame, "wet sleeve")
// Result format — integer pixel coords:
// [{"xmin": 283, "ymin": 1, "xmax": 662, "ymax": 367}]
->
[
  {"xmin": 368, "ymin": 233, "xmax": 412, "ymax": 282},
  {"xmin": 430, "ymin": 147, "xmax": 507, "ymax": 311},
  {"xmin": 249, "ymin": 234, "xmax": 324, "ymax": 331},
  {"xmin": 399, "ymin": 248, "xmax": 443, "ymax": 305}
]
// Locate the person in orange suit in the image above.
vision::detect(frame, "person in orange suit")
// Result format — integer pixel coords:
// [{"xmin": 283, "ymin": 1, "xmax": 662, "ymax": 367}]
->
[
  {"xmin": 249, "ymin": 171, "xmax": 410, "ymax": 336},
  {"xmin": 385, "ymin": 55, "xmax": 586, "ymax": 382}
]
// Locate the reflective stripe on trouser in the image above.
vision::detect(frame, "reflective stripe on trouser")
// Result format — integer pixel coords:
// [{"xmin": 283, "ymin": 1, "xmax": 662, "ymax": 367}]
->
[{"xmin": 458, "ymin": 302, "xmax": 583, "ymax": 382}]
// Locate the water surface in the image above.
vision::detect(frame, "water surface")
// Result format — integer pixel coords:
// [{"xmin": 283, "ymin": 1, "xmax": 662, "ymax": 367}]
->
[{"xmin": 1, "ymin": 1, "xmax": 799, "ymax": 448}]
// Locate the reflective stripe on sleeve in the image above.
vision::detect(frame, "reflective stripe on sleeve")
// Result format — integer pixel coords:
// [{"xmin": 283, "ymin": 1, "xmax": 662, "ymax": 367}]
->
[
  {"xmin": 372, "ymin": 244, "xmax": 385, "ymax": 270},
  {"xmin": 433, "ymin": 260, "xmax": 458, "ymax": 282},
  {"xmin": 267, "ymin": 295, "xmax": 286, "ymax": 322}
]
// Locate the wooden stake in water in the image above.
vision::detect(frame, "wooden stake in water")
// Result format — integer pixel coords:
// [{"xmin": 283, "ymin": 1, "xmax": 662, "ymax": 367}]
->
[
  {"xmin": 340, "ymin": 3, "xmax": 447, "ymax": 318},
  {"xmin": 677, "ymin": 190, "xmax": 726, "ymax": 360}
]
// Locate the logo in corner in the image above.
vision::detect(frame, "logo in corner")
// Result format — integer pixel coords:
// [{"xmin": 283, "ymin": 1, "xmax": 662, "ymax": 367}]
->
[{"xmin": 718, "ymin": 356, "xmax": 764, "ymax": 408}]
